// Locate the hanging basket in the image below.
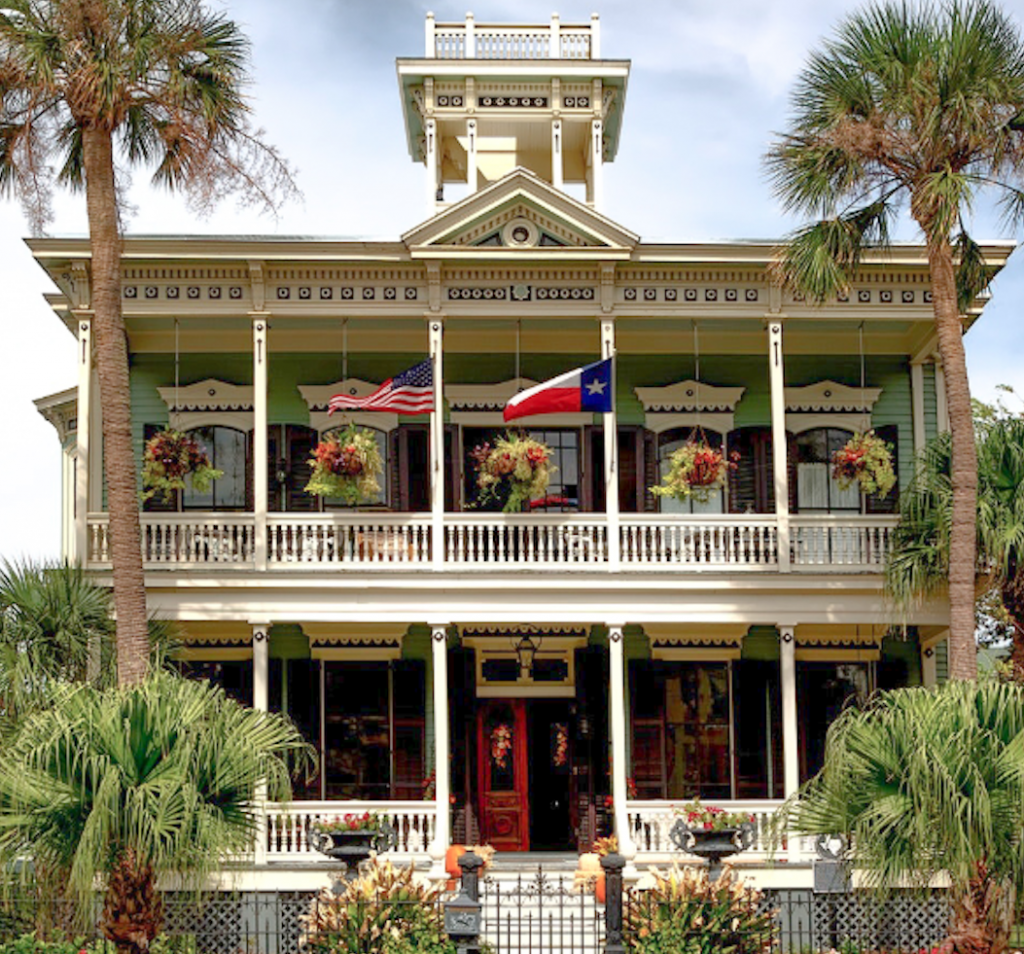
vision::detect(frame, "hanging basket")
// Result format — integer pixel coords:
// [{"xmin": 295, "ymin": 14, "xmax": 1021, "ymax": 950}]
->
[
  {"xmin": 142, "ymin": 429, "xmax": 222, "ymax": 502},
  {"xmin": 305, "ymin": 424, "xmax": 384, "ymax": 504},
  {"xmin": 651, "ymin": 440, "xmax": 738, "ymax": 504},
  {"xmin": 470, "ymin": 432, "xmax": 554, "ymax": 513},
  {"xmin": 831, "ymin": 431, "xmax": 896, "ymax": 499}
]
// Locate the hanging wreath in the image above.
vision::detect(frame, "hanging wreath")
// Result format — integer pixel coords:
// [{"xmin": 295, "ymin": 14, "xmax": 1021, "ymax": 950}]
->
[
  {"xmin": 305, "ymin": 424, "xmax": 384, "ymax": 504},
  {"xmin": 490, "ymin": 723, "xmax": 513, "ymax": 769},
  {"xmin": 142, "ymin": 428, "xmax": 223, "ymax": 502},
  {"xmin": 650, "ymin": 436, "xmax": 739, "ymax": 504},
  {"xmin": 470, "ymin": 432, "xmax": 554, "ymax": 513},
  {"xmin": 831, "ymin": 431, "xmax": 896, "ymax": 499}
]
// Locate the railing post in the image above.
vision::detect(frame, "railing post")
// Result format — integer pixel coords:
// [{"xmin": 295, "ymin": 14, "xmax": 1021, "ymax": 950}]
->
[
  {"xmin": 464, "ymin": 11, "xmax": 475, "ymax": 57},
  {"xmin": 550, "ymin": 12, "xmax": 560, "ymax": 58},
  {"xmin": 590, "ymin": 12, "xmax": 601, "ymax": 58},
  {"xmin": 601, "ymin": 852, "xmax": 626, "ymax": 954},
  {"xmin": 425, "ymin": 11, "xmax": 436, "ymax": 57}
]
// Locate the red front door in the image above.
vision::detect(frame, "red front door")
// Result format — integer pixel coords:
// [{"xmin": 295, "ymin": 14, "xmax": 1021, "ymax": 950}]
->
[{"xmin": 476, "ymin": 700, "xmax": 529, "ymax": 851}]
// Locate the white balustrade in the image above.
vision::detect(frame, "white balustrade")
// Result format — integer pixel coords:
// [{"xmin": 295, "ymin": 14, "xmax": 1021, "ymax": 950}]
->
[
  {"xmin": 264, "ymin": 801, "xmax": 436, "ymax": 862},
  {"xmin": 445, "ymin": 513, "xmax": 609, "ymax": 570},
  {"xmin": 791, "ymin": 516, "xmax": 899, "ymax": 571},
  {"xmin": 621, "ymin": 516, "xmax": 779, "ymax": 570},
  {"xmin": 433, "ymin": 23, "xmax": 592, "ymax": 59},
  {"xmin": 87, "ymin": 513, "xmax": 254, "ymax": 568},
  {"xmin": 626, "ymin": 800, "xmax": 814, "ymax": 864},
  {"xmin": 267, "ymin": 514, "xmax": 432, "ymax": 568}
]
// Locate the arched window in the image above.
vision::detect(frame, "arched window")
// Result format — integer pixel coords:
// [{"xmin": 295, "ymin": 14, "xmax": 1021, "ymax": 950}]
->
[
  {"xmin": 794, "ymin": 427, "xmax": 861, "ymax": 513},
  {"xmin": 182, "ymin": 426, "xmax": 248, "ymax": 511},
  {"xmin": 320, "ymin": 425, "xmax": 388, "ymax": 508},
  {"xmin": 657, "ymin": 428, "xmax": 725, "ymax": 515}
]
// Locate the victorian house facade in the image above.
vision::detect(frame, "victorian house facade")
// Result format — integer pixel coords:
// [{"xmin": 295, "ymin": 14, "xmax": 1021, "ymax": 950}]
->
[{"xmin": 33, "ymin": 15, "xmax": 1011, "ymax": 889}]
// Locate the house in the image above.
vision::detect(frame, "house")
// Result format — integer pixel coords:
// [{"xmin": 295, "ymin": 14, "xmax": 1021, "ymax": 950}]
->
[{"xmin": 33, "ymin": 14, "xmax": 1011, "ymax": 889}]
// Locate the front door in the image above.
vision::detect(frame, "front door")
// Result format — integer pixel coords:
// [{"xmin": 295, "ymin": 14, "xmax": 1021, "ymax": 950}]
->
[{"xmin": 476, "ymin": 700, "xmax": 529, "ymax": 851}]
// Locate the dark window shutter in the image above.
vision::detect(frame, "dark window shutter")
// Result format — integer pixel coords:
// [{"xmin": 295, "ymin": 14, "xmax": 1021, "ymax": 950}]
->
[
  {"xmin": 389, "ymin": 428, "xmax": 402, "ymax": 509},
  {"xmin": 582, "ymin": 426, "xmax": 601, "ymax": 512},
  {"xmin": 397, "ymin": 424, "xmax": 430, "ymax": 512},
  {"xmin": 866, "ymin": 424, "xmax": 899, "ymax": 514},
  {"xmin": 787, "ymin": 432, "xmax": 799, "ymax": 513},
  {"xmin": 643, "ymin": 429, "xmax": 658, "ymax": 512},
  {"xmin": 142, "ymin": 424, "xmax": 177, "ymax": 512},
  {"xmin": 618, "ymin": 426, "xmax": 643, "ymax": 513},
  {"xmin": 286, "ymin": 425, "xmax": 318, "ymax": 512},
  {"xmin": 445, "ymin": 424, "xmax": 460, "ymax": 511}
]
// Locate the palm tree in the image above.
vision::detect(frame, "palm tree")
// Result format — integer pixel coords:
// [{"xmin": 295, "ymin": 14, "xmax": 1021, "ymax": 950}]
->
[
  {"xmin": 780, "ymin": 681, "xmax": 1024, "ymax": 954},
  {"xmin": 887, "ymin": 418, "xmax": 1024, "ymax": 670},
  {"xmin": 766, "ymin": 0, "xmax": 1024, "ymax": 679},
  {"xmin": 0, "ymin": 0, "xmax": 296, "ymax": 686},
  {"xmin": 0, "ymin": 671, "xmax": 314, "ymax": 954}
]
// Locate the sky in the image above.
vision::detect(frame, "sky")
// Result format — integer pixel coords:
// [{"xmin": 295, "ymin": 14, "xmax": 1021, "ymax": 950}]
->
[{"xmin": 3, "ymin": 0, "xmax": 1024, "ymax": 560}]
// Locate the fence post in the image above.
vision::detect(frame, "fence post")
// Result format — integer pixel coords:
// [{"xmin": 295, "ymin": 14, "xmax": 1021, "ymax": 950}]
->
[
  {"xmin": 444, "ymin": 850, "xmax": 483, "ymax": 954},
  {"xmin": 601, "ymin": 852, "xmax": 626, "ymax": 954}
]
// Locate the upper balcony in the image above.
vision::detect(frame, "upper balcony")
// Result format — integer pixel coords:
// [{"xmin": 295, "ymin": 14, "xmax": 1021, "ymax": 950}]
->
[{"xmin": 425, "ymin": 13, "xmax": 601, "ymax": 60}]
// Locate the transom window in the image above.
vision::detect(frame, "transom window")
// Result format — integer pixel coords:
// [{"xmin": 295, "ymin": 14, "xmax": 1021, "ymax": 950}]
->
[
  {"xmin": 657, "ymin": 428, "xmax": 725, "ymax": 515},
  {"xmin": 795, "ymin": 427, "xmax": 861, "ymax": 513}
]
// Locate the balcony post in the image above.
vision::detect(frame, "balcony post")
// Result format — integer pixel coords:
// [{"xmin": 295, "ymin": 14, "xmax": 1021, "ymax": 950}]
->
[
  {"xmin": 252, "ymin": 622, "xmax": 270, "ymax": 865},
  {"xmin": 590, "ymin": 117, "xmax": 604, "ymax": 210},
  {"xmin": 601, "ymin": 318, "xmax": 620, "ymax": 571},
  {"xmin": 767, "ymin": 319, "xmax": 791, "ymax": 571},
  {"xmin": 425, "ymin": 117, "xmax": 438, "ymax": 216},
  {"xmin": 590, "ymin": 12, "xmax": 601, "ymax": 58},
  {"xmin": 252, "ymin": 316, "xmax": 269, "ymax": 570},
  {"xmin": 429, "ymin": 319, "xmax": 445, "ymax": 570},
  {"xmin": 549, "ymin": 12, "xmax": 560, "ymax": 58},
  {"xmin": 75, "ymin": 316, "xmax": 92, "ymax": 565},
  {"xmin": 608, "ymin": 625, "xmax": 637, "ymax": 868},
  {"xmin": 464, "ymin": 11, "xmax": 475, "ymax": 58},
  {"xmin": 779, "ymin": 623, "xmax": 799, "ymax": 860},
  {"xmin": 424, "ymin": 11, "xmax": 435, "ymax": 58},
  {"xmin": 428, "ymin": 623, "xmax": 451, "ymax": 877},
  {"xmin": 551, "ymin": 118, "xmax": 564, "ymax": 192}
]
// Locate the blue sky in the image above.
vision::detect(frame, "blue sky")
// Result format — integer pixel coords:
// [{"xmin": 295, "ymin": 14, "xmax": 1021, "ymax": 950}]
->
[{"xmin": 2, "ymin": 0, "xmax": 1024, "ymax": 558}]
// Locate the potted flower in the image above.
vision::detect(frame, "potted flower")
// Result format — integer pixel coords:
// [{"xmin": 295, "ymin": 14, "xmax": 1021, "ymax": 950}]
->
[
  {"xmin": 669, "ymin": 799, "xmax": 757, "ymax": 879},
  {"xmin": 310, "ymin": 811, "xmax": 395, "ymax": 881},
  {"xmin": 831, "ymin": 430, "xmax": 896, "ymax": 499},
  {"xmin": 651, "ymin": 439, "xmax": 739, "ymax": 504},
  {"xmin": 141, "ymin": 428, "xmax": 222, "ymax": 502},
  {"xmin": 470, "ymin": 432, "xmax": 554, "ymax": 512},
  {"xmin": 304, "ymin": 424, "xmax": 384, "ymax": 504}
]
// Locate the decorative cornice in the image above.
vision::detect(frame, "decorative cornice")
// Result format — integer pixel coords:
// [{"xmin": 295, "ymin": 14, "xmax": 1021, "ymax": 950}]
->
[
  {"xmin": 462, "ymin": 625, "xmax": 587, "ymax": 639},
  {"xmin": 446, "ymin": 378, "xmax": 540, "ymax": 411},
  {"xmin": 310, "ymin": 634, "xmax": 402, "ymax": 647},
  {"xmin": 634, "ymin": 380, "xmax": 745, "ymax": 413},
  {"xmin": 649, "ymin": 635, "xmax": 743, "ymax": 648},
  {"xmin": 785, "ymin": 380, "xmax": 882, "ymax": 413},
  {"xmin": 157, "ymin": 379, "xmax": 253, "ymax": 412},
  {"xmin": 299, "ymin": 379, "xmax": 388, "ymax": 412}
]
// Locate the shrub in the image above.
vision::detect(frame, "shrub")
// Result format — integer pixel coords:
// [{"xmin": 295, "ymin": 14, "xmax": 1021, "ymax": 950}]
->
[{"xmin": 625, "ymin": 866, "xmax": 775, "ymax": 954}]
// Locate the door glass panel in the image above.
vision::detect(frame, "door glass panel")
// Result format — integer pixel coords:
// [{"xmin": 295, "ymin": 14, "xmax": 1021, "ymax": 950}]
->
[{"xmin": 486, "ymin": 704, "xmax": 517, "ymax": 791}]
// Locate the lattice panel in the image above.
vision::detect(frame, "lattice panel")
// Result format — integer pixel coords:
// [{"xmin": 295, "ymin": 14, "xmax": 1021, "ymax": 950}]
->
[
  {"xmin": 810, "ymin": 892, "xmax": 949, "ymax": 951},
  {"xmin": 164, "ymin": 894, "xmax": 242, "ymax": 954}
]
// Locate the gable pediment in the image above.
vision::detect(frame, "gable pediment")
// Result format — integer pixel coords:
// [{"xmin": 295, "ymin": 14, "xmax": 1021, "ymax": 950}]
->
[{"xmin": 402, "ymin": 168, "xmax": 639, "ymax": 259}]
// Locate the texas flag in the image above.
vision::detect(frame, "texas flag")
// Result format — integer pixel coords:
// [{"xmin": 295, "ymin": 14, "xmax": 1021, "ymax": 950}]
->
[{"xmin": 503, "ymin": 358, "xmax": 614, "ymax": 422}]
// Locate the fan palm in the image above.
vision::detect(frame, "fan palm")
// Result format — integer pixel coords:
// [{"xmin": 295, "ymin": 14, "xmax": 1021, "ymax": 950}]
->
[
  {"xmin": 0, "ymin": 671, "xmax": 314, "ymax": 954},
  {"xmin": 766, "ymin": 0, "xmax": 1024, "ymax": 679},
  {"xmin": 0, "ymin": 0, "xmax": 296, "ymax": 686},
  {"xmin": 782, "ymin": 681, "xmax": 1024, "ymax": 954},
  {"xmin": 887, "ymin": 418, "xmax": 1024, "ymax": 669}
]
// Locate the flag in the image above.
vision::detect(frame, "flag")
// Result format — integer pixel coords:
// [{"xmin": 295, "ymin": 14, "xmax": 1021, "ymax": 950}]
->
[
  {"xmin": 503, "ymin": 358, "xmax": 613, "ymax": 422},
  {"xmin": 328, "ymin": 359, "xmax": 434, "ymax": 415}
]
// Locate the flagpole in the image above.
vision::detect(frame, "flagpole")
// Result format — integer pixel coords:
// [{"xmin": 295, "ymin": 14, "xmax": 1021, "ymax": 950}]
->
[
  {"xmin": 429, "ymin": 319, "xmax": 445, "ymax": 571},
  {"xmin": 601, "ymin": 318, "xmax": 620, "ymax": 572}
]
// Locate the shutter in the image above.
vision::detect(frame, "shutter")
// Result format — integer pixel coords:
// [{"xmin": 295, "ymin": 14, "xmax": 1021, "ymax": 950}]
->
[
  {"xmin": 618, "ymin": 426, "xmax": 643, "ymax": 513},
  {"xmin": 445, "ymin": 424, "xmax": 460, "ymax": 511},
  {"xmin": 787, "ymin": 431, "xmax": 798, "ymax": 513},
  {"xmin": 583, "ymin": 425, "xmax": 603, "ymax": 513},
  {"xmin": 397, "ymin": 424, "xmax": 430, "ymax": 512},
  {"xmin": 286, "ymin": 425, "xmax": 318, "ymax": 512},
  {"xmin": 142, "ymin": 424, "xmax": 177, "ymax": 512},
  {"xmin": 245, "ymin": 428, "xmax": 255, "ymax": 512},
  {"xmin": 866, "ymin": 424, "xmax": 899, "ymax": 514},
  {"xmin": 389, "ymin": 428, "xmax": 402, "ymax": 509},
  {"xmin": 643, "ymin": 429, "xmax": 659, "ymax": 512},
  {"xmin": 728, "ymin": 428, "xmax": 757, "ymax": 514}
]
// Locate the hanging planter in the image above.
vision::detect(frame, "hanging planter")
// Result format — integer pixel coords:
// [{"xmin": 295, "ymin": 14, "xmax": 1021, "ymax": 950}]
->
[
  {"xmin": 142, "ymin": 428, "xmax": 222, "ymax": 502},
  {"xmin": 470, "ymin": 431, "xmax": 554, "ymax": 513},
  {"xmin": 831, "ymin": 431, "xmax": 896, "ymax": 499},
  {"xmin": 305, "ymin": 424, "xmax": 384, "ymax": 504},
  {"xmin": 651, "ymin": 438, "xmax": 739, "ymax": 504}
]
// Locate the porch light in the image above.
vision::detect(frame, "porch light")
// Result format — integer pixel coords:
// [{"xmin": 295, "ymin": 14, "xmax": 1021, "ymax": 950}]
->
[{"xmin": 514, "ymin": 634, "xmax": 540, "ymax": 678}]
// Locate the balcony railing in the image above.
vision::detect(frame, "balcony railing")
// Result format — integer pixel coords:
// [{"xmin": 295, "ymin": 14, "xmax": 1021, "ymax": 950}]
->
[
  {"xmin": 428, "ymin": 15, "xmax": 598, "ymax": 60},
  {"xmin": 86, "ymin": 513, "xmax": 898, "ymax": 573}
]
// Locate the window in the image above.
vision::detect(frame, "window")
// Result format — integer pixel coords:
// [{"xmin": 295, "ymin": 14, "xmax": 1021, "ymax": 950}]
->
[
  {"xmin": 181, "ymin": 426, "xmax": 248, "ymax": 510},
  {"xmin": 657, "ymin": 428, "xmax": 725, "ymax": 514},
  {"xmin": 794, "ymin": 428, "xmax": 861, "ymax": 513},
  {"xmin": 320, "ymin": 425, "xmax": 388, "ymax": 508},
  {"xmin": 797, "ymin": 662, "xmax": 870, "ymax": 781},
  {"xmin": 178, "ymin": 659, "xmax": 253, "ymax": 707}
]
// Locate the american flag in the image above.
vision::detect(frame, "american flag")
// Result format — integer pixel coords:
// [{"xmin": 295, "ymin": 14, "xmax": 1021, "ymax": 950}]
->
[{"xmin": 327, "ymin": 359, "xmax": 434, "ymax": 415}]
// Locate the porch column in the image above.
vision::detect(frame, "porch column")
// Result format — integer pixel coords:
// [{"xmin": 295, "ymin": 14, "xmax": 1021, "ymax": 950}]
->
[
  {"xmin": 922, "ymin": 645, "xmax": 938, "ymax": 687},
  {"xmin": 767, "ymin": 320, "xmax": 791, "ymax": 571},
  {"xmin": 428, "ymin": 624, "xmax": 451, "ymax": 876},
  {"xmin": 252, "ymin": 317, "xmax": 269, "ymax": 570},
  {"xmin": 251, "ymin": 623, "xmax": 270, "ymax": 865},
  {"xmin": 466, "ymin": 119, "xmax": 478, "ymax": 195},
  {"xmin": 608, "ymin": 625, "xmax": 637, "ymax": 865},
  {"xmin": 425, "ymin": 117, "xmax": 438, "ymax": 216},
  {"xmin": 779, "ymin": 625, "xmax": 799, "ymax": 797},
  {"xmin": 911, "ymin": 362, "xmax": 926, "ymax": 456},
  {"xmin": 551, "ymin": 119, "xmax": 564, "ymax": 192},
  {"xmin": 75, "ymin": 316, "xmax": 92, "ymax": 565},
  {"xmin": 429, "ymin": 319, "xmax": 445, "ymax": 570},
  {"xmin": 590, "ymin": 117, "xmax": 604, "ymax": 210},
  {"xmin": 601, "ymin": 318, "xmax": 621, "ymax": 571}
]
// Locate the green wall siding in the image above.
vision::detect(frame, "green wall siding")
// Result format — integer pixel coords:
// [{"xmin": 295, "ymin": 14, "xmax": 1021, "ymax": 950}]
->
[{"xmin": 923, "ymin": 364, "xmax": 939, "ymax": 442}]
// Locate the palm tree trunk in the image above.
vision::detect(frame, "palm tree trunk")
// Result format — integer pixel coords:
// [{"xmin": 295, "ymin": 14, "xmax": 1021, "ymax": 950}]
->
[
  {"xmin": 81, "ymin": 125, "xmax": 149, "ymax": 687},
  {"xmin": 925, "ymin": 237, "xmax": 979, "ymax": 681},
  {"xmin": 102, "ymin": 849, "xmax": 164, "ymax": 954},
  {"xmin": 947, "ymin": 866, "xmax": 1015, "ymax": 954}
]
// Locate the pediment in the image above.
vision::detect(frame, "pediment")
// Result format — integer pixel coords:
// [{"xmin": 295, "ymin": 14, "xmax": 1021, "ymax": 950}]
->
[
  {"xmin": 157, "ymin": 379, "xmax": 253, "ymax": 411},
  {"xmin": 634, "ymin": 380, "xmax": 745, "ymax": 413},
  {"xmin": 785, "ymin": 380, "xmax": 882, "ymax": 413},
  {"xmin": 403, "ymin": 168, "xmax": 639, "ymax": 258}
]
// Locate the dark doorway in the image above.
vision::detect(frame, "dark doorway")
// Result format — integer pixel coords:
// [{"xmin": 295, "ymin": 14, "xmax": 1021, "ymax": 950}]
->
[{"xmin": 527, "ymin": 700, "xmax": 574, "ymax": 851}]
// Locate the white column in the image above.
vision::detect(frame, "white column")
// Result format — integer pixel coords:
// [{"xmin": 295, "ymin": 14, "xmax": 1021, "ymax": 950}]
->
[
  {"xmin": 608, "ymin": 625, "xmax": 637, "ymax": 866},
  {"xmin": 551, "ymin": 119, "xmax": 564, "ymax": 192},
  {"xmin": 464, "ymin": 11, "xmax": 475, "ymax": 57},
  {"xmin": 549, "ymin": 12, "xmax": 560, "ymax": 57},
  {"xmin": 252, "ymin": 317, "xmax": 269, "ymax": 570},
  {"xmin": 779, "ymin": 625, "xmax": 799, "ymax": 797},
  {"xmin": 590, "ymin": 119, "xmax": 604, "ymax": 210},
  {"xmin": 428, "ymin": 624, "xmax": 451, "ymax": 877},
  {"xmin": 424, "ymin": 11, "xmax": 436, "ymax": 57},
  {"xmin": 425, "ymin": 118, "xmax": 438, "ymax": 216},
  {"xmin": 590, "ymin": 12, "xmax": 601, "ymax": 58},
  {"xmin": 601, "ymin": 318, "xmax": 620, "ymax": 572},
  {"xmin": 935, "ymin": 362, "xmax": 950, "ymax": 434},
  {"xmin": 922, "ymin": 645, "xmax": 938, "ymax": 687},
  {"xmin": 429, "ymin": 319, "xmax": 445, "ymax": 570},
  {"xmin": 252, "ymin": 622, "xmax": 270, "ymax": 865},
  {"xmin": 911, "ymin": 362, "xmax": 926, "ymax": 455},
  {"xmin": 75, "ymin": 316, "xmax": 92, "ymax": 565},
  {"xmin": 767, "ymin": 320, "xmax": 791, "ymax": 571},
  {"xmin": 466, "ymin": 118, "xmax": 478, "ymax": 195}
]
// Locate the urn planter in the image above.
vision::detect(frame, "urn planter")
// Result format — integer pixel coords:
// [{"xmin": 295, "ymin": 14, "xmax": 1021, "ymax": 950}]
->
[
  {"xmin": 669, "ymin": 821, "xmax": 756, "ymax": 881},
  {"xmin": 311, "ymin": 826, "xmax": 396, "ymax": 881}
]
